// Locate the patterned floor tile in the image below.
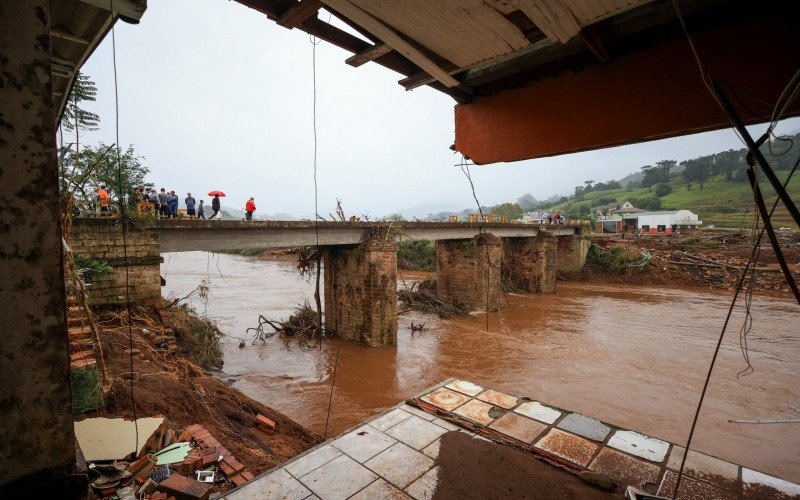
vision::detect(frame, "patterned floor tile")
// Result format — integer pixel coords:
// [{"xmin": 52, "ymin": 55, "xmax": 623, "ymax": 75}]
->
[
  {"xmin": 488, "ymin": 412, "xmax": 547, "ymax": 443},
  {"xmin": 453, "ymin": 399, "xmax": 495, "ymax": 425},
  {"xmin": 420, "ymin": 388, "xmax": 470, "ymax": 411},
  {"xmin": 476, "ymin": 389, "xmax": 518, "ymax": 409},
  {"xmin": 557, "ymin": 413, "xmax": 611, "ymax": 442},
  {"xmin": 445, "ymin": 380, "xmax": 483, "ymax": 396},
  {"xmin": 534, "ymin": 429, "xmax": 598, "ymax": 467},
  {"xmin": 514, "ymin": 401, "xmax": 562, "ymax": 424}
]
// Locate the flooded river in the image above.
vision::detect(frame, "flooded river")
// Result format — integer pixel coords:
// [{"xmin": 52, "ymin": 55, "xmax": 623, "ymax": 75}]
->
[{"xmin": 162, "ymin": 251, "xmax": 800, "ymax": 482}]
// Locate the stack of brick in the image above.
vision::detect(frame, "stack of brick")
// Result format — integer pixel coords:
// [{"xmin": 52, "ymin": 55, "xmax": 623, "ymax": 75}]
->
[{"xmin": 176, "ymin": 425, "xmax": 254, "ymax": 488}]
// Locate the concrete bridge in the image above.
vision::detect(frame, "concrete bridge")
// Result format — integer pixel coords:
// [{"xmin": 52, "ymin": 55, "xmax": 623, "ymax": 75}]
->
[
  {"xmin": 71, "ymin": 219, "xmax": 591, "ymax": 348},
  {"xmin": 151, "ymin": 220, "xmax": 583, "ymax": 252}
]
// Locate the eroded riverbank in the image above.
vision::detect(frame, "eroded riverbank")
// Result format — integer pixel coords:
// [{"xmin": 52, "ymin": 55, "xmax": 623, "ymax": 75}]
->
[{"xmin": 162, "ymin": 251, "xmax": 800, "ymax": 483}]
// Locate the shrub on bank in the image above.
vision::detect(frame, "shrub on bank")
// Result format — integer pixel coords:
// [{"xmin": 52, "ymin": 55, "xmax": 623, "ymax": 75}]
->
[{"xmin": 398, "ymin": 240, "xmax": 436, "ymax": 271}]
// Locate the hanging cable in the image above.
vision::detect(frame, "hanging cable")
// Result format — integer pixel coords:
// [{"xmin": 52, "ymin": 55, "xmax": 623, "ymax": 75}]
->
[
  {"xmin": 459, "ymin": 157, "xmax": 491, "ymax": 331},
  {"xmin": 109, "ymin": 1, "xmax": 139, "ymax": 451},
  {"xmin": 310, "ymin": 29, "xmax": 324, "ymax": 343}
]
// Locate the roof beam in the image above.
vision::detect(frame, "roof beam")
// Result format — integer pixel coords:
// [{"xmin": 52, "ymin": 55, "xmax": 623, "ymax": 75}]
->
[
  {"xmin": 77, "ymin": 0, "xmax": 147, "ymax": 22},
  {"xmin": 277, "ymin": 0, "xmax": 323, "ymax": 28},
  {"xmin": 50, "ymin": 29, "xmax": 90, "ymax": 45},
  {"xmin": 400, "ymin": 38, "xmax": 554, "ymax": 91},
  {"xmin": 345, "ymin": 43, "xmax": 392, "ymax": 67},
  {"xmin": 321, "ymin": 0, "xmax": 463, "ymax": 88}
]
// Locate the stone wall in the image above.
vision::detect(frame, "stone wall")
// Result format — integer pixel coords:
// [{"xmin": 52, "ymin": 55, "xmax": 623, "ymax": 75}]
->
[
  {"xmin": 70, "ymin": 219, "xmax": 162, "ymax": 306},
  {"xmin": 502, "ymin": 232, "xmax": 557, "ymax": 293},
  {"xmin": 323, "ymin": 234, "xmax": 398, "ymax": 347},
  {"xmin": 556, "ymin": 230, "xmax": 592, "ymax": 275},
  {"xmin": 0, "ymin": 1, "xmax": 75, "ymax": 491},
  {"xmin": 436, "ymin": 233, "xmax": 502, "ymax": 312}
]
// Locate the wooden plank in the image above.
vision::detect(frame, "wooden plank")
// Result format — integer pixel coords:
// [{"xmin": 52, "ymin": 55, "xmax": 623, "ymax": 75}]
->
[
  {"xmin": 345, "ymin": 43, "xmax": 392, "ymax": 67},
  {"xmin": 321, "ymin": 0, "xmax": 462, "ymax": 88},
  {"xmin": 277, "ymin": 0, "xmax": 323, "ymax": 28},
  {"xmin": 301, "ymin": 17, "xmax": 369, "ymax": 55},
  {"xmin": 400, "ymin": 39, "xmax": 553, "ymax": 91}
]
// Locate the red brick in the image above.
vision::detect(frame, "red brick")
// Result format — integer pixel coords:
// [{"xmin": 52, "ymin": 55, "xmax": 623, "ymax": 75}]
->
[
  {"xmin": 158, "ymin": 473, "xmax": 212, "ymax": 500},
  {"xmin": 218, "ymin": 461, "xmax": 235, "ymax": 476},
  {"xmin": 241, "ymin": 471, "xmax": 254, "ymax": 481},
  {"xmin": 229, "ymin": 473, "xmax": 249, "ymax": 487},
  {"xmin": 223, "ymin": 458, "xmax": 244, "ymax": 472},
  {"xmin": 70, "ymin": 350, "xmax": 94, "ymax": 362},
  {"xmin": 255, "ymin": 414, "xmax": 276, "ymax": 434}
]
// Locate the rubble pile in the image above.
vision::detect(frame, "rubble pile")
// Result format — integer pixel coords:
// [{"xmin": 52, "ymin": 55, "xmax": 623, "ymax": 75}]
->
[
  {"xmin": 588, "ymin": 233, "xmax": 800, "ymax": 296},
  {"xmin": 78, "ymin": 419, "xmax": 263, "ymax": 499}
]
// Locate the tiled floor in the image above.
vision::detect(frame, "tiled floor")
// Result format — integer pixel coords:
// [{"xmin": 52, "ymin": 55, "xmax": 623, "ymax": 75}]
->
[{"xmin": 225, "ymin": 379, "xmax": 800, "ymax": 500}]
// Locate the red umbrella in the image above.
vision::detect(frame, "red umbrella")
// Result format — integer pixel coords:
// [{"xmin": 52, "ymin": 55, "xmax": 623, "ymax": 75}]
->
[{"xmin": 207, "ymin": 190, "xmax": 226, "ymax": 197}]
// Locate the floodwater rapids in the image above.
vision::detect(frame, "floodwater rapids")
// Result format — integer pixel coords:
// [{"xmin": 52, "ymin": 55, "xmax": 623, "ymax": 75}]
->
[{"xmin": 162, "ymin": 251, "xmax": 800, "ymax": 482}]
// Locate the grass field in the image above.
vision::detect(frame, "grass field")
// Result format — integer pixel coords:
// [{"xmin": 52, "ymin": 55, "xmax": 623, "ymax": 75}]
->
[{"xmin": 549, "ymin": 171, "xmax": 800, "ymax": 227}]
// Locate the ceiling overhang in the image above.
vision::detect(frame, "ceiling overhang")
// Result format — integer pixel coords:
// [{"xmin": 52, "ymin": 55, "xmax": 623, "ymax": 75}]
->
[{"xmin": 49, "ymin": 0, "xmax": 147, "ymax": 126}]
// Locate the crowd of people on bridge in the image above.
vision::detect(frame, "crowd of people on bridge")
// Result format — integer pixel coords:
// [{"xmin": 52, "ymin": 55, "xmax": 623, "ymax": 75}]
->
[{"xmin": 131, "ymin": 187, "xmax": 257, "ymax": 221}]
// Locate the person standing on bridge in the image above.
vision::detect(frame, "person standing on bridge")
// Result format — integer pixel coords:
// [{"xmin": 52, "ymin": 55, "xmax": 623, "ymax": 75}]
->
[
  {"xmin": 209, "ymin": 194, "xmax": 221, "ymax": 220},
  {"xmin": 96, "ymin": 185, "xmax": 110, "ymax": 213},
  {"xmin": 185, "ymin": 192, "xmax": 197, "ymax": 219},
  {"xmin": 169, "ymin": 191, "xmax": 179, "ymax": 219},
  {"xmin": 158, "ymin": 188, "xmax": 170, "ymax": 219},
  {"xmin": 244, "ymin": 197, "xmax": 256, "ymax": 221},
  {"xmin": 197, "ymin": 199, "xmax": 206, "ymax": 219}
]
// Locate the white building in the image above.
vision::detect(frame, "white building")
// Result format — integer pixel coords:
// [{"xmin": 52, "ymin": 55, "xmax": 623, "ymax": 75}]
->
[{"xmin": 623, "ymin": 210, "xmax": 702, "ymax": 233}]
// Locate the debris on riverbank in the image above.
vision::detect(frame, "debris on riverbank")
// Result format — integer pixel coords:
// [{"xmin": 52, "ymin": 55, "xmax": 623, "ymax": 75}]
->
[
  {"xmin": 581, "ymin": 232, "xmax": 800, "ymax": 296},
  {"xmin": 398, "ymin": 279, "xmax": 469, "ymax": 318},
  {"xmin": 84, "ymin": 304, "xmax": 320, "ymax": 497},
  {"xmin": 246, "ymin": 302, "xmax": 323, "ymax": 350}
]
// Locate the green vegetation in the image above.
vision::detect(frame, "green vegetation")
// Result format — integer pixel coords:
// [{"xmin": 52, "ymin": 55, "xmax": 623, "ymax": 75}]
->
[
  {"xmin": 398, "ymin": 240, "xmax": 436, "ymax": 271},
  {"xmin": 170, "ymin": 306, "xmax": 224, "ymax": 370},
  {"xmin": 586, "ymin": 244, "xmax": 645, "ymax": 273},
  {"xmin": 550, "ymin": 170, "xmax": 800, "ymax": 227},
  {"xmin": 73, "ymin": 255, "xmax": 113, "ymax": 279},
  {"xmin": 490, "ymin": 202, "xmax": 524, "ymax": 220}
]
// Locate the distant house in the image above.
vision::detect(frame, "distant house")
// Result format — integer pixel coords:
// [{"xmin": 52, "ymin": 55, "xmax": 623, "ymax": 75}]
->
[
  {"xmin": 624, "ymin": 210, "xmax": 702, "ymax": 234},
  {"xmin": 609, "ymin": 201, "xmax": 645, "ymax": 219}
]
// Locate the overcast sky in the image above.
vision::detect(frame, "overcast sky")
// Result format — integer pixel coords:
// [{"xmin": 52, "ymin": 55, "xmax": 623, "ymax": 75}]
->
[{"xmin": 77, "ymin": 0, "xmax": 799, "ymax": 219}]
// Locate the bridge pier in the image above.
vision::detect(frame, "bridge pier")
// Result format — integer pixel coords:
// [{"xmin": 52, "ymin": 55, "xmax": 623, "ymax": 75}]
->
[
  {"xmin": 436, "ymin": 233, "xmax": 502, "ymax": 312},
  {"xmin": 502, "ymin": 232, "xmax": 557, "ymax": 293},
  {"xmin": 556, "ymin": 228, "xmax": 592, "ymax": 275},
  {"xmin": 323, "ymin": 233, "xmax": 398, "ymax": 347}
]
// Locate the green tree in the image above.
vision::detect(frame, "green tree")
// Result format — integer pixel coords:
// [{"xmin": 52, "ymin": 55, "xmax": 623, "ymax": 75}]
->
[
  {"xmin": 60, "ymin": 72, "xmax": 100, "ymax": 133},
  {"xmin": 62, "ymin": 143, "xmax": 150, "ymax": 204},
  {"xmin": 682, "ymin": 158, "xmax": 711, "ymax": 189},
  {"xmin": 654, "ymin": 183, "xmax": 672, "ymax": 197},
  {"xmin": 491, "ymin": 202, "xmax": 524, "ymax": 220},
  {"xmin": 382, "ymin": 213, "xmax": 406, "ymax": 222},
  {"xmin": 655, "ymin": 160, "xmax": 676, "ymax": 182},
  {"xmin": 517, "ymin": 193, "xmax": 539, "ymax": 211},
  {"xmin": 641, "ymin": 165, "xmax": 660, "ymax": 191}
]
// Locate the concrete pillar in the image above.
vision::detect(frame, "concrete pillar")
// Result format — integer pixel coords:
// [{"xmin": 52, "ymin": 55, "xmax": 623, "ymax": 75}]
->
[
  {"xmin": 436, "ymin": 233, "xmax": 502, "ymax": 312},
  {"xmin": 502, "ymin": 232, "xmax": 557, "ymax": 293},
  {"xmin": 556, "ymin": 229, "xmax": 592, "ymax": 275},
  {"xmin": 323, "ymin": 234, "xmax": 397, "ymax": 347},
  {"xmin": 0, "ymin": 0, "xmax": 75, "ymax": 493},
  {"xmin": 70, "ymin": 219, "xmax": 163, "ymax": 307}
]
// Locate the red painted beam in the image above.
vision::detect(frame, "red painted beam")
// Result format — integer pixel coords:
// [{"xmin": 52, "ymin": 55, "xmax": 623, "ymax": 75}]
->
[{"xmin": 454, "ymin": 14, "xmax": 800, "ymax": 164}]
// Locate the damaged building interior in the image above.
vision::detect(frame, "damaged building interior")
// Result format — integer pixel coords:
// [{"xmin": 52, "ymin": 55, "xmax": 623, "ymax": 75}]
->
[{"xmin": 1, "ymin": 0, "xmax": 799, "ymax": 497}]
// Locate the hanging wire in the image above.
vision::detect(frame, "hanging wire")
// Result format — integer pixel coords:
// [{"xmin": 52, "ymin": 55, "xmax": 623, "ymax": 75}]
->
[
  {"xmin": 109, "ymin": 0, "xmax": 139, "ymax": 451},
  {"xmin": 458, "ymin": 157, "xmax": 491, "ymax": 331}
]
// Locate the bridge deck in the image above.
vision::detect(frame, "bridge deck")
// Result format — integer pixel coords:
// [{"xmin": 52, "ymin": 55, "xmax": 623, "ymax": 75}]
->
[{"xmin": 151, "ymin": 220, "xmax": 586, "ymax": 253}]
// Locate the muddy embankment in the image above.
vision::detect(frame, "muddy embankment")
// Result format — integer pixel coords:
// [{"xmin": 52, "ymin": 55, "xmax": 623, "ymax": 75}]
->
[
  {"xmin": 579, "ymin": 231, "xmax": 800, "ymax": 296},
  {"xmin": 91, "ymin": 304, "xmax": 321, "ymax": 475}
]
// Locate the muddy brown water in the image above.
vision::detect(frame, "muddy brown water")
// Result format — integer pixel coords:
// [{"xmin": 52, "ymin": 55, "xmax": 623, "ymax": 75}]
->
[{"xmin": 162, "ymin": 251, "xmax": 800, "ymax": 482}]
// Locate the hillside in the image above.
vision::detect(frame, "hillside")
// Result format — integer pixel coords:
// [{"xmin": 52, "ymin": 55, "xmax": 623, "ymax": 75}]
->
[{"xmin": 549, "ymin": 173, "xmax": 800, "ymax": 227}]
